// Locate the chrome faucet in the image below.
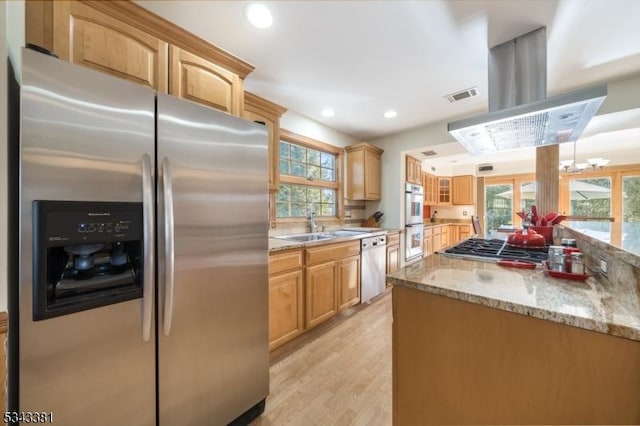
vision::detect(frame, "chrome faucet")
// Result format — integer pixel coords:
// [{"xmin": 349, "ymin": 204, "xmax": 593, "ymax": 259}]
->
[{"xmin": 308, "ymin": 202, "xmax": 319, "ymax": 233}]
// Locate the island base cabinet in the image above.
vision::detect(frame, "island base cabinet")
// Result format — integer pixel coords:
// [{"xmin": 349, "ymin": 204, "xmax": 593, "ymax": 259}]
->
[
  {"xmin": 305, "ymin": 262, "xmax": 338, "ymax": 329},
  {"xmin": 393, "ymin": 286, "xmax": 640, "ymax": 425}
]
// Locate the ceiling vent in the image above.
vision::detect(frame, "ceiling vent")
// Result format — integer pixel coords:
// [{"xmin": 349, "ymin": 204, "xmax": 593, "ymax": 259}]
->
[
  {"xmin": 477, "ymin": 164, "xmax": 494, "ymax": 172},
  {"xmin": 445, "ymin": 87, "xmax": 479, "ymax": 103},
  {"xmin": 421, "ymin": 150, "xmax": 438, "ymax": 157},
  {"xmin": 447, "ymin": 27, "xmax": 606, "ymax": 156}
]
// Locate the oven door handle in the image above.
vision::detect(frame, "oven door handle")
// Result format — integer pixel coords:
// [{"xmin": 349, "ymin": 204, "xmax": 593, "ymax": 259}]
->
[
  {"xmin": 141, "ymin": 153, "xmax": 154, "ymax": 342},
  {"xmin": 161, "ymin": 157, "xmax": 176, "ymax": 336}
]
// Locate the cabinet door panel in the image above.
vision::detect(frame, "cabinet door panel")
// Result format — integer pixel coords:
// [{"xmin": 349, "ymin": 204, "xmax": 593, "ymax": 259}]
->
[
  {"xmin": 338, "ymin": 255, "xmax": 361, "ymax": 310},
  {"xmin": 269, "ymin": 270, "xmax": 304, "ymax": 350},
  {"xmin": 170, "ymin": 46, "xmax": 242, "ymax": 115},
  {"xmin": 386, "ymin": 245, "xmax": 400, "ymax": 274},
  {"xmin": 305, "ymin": 262, "xmax": 338, "ymax": 329},
  {"xmin": 364, "ymin": 151, "xmax": 381, "ymax": 199},
  {"xmin": 54, "ymin": 2, "xmax": 168, "ymax": 92},
  {"xmin": 452, "ymin": 175, "xmax": 474, "ymax": 205}
]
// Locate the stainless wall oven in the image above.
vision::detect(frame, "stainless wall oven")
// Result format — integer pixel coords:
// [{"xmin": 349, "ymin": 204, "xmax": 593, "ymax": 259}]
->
[
  {"xmin": 405, "ymin": 183, "xmax": 424, "ymax": 261},
  {"xmin": 405, "ymin": 183, "xmax": 424, "ymax": 225},
  {"xmin": 405, "ymin": 224, "xmax": 424, "ymax": 261}
]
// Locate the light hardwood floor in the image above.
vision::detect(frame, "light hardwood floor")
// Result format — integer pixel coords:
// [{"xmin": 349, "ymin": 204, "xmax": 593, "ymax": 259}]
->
[{"xmin": 252, "ymin": 290, "xmax": 392, "ymax": 426}]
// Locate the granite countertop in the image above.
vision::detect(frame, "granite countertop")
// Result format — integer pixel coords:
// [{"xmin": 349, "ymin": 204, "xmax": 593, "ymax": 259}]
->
[
  {"xmin": 423, "ymin": 221, "xmax": 470, "ymax": 228},
  {"xmin": 269, "ymin": 228, "xmax": 388, "ymax": 253},
  {"xmin": 386, "ymin": 254, "xmax": 640, "ymax": 342}
]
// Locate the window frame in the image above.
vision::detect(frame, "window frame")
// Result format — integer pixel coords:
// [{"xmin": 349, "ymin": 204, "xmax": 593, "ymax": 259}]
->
[
  {"xmin": 272, "ymin": 129, "xmax": 344, "ymax": 224},
  {"xmin": 481, "ymin": 173, "xmax": 536, "ymax": 231},
  {"xmin": 477, "ymin": 165, "xmax": 640, "ymax": 249}
]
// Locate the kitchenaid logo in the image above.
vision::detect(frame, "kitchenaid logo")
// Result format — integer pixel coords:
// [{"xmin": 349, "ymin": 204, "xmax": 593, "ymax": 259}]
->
[{"xmin": 88, "ymin": 212, "xmax": 111, "ymax": 216}]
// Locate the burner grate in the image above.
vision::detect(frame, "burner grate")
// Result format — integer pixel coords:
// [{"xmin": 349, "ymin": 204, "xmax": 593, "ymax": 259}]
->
[{"xmin": 444, "ymin": 238, "xmax": 548, "ymax": 263}]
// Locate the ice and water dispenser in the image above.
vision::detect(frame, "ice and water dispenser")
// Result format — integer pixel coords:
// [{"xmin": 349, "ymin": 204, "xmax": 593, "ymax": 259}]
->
[{"xmin": 32, "ymin": 201, "xmax": 144, "ymax": 320}]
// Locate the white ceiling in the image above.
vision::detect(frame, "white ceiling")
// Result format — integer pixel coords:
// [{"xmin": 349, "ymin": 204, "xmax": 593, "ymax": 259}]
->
[{"xmin": 136, "ymin": 0, "xmax": 640, "ymax": 168}]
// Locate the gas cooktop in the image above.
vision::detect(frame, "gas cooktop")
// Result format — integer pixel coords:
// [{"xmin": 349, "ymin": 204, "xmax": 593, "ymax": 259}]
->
[{"xmin": 443, "ymin": 238, "xmax": 548, "ymax": 263}]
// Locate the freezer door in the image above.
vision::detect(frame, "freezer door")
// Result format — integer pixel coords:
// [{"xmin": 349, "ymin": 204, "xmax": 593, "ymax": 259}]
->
[
  {"xmin": 18, "ymin": 48, "xmax": 156, "ymax": 425},
  {"xmin": 157, "ymin": 94, "xmax": 269, "ymax": 425}
]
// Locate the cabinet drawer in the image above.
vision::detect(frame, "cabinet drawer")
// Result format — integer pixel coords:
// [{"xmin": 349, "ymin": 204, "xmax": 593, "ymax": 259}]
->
[
  {"xmin": 387, "ymin": 232, "xmax": 400, "ymax": 247},
  {"xmin": 306, "ymin": 241, "xmax": 361, "ymax": 266},
  {"xmin": 269, "ymin": 249, "xmax": 303, "ymax": 275}
]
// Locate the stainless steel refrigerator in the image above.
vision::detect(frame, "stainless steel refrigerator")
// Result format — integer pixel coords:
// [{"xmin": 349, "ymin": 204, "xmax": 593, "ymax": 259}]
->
[{"xmin": 15, "ymin": 47, "xmax": 269, "ymax": 425}]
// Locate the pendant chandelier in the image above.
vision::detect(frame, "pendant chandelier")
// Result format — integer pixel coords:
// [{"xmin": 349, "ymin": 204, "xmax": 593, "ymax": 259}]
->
[{"xmin": 559, "ymin": 141, "xmax": 609, "ymax": 173}]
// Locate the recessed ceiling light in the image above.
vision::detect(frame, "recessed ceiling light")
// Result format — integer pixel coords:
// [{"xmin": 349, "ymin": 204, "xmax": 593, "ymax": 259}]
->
[
  {"xmin": 321, "ymin": 108, "xmax": 335, "ymax": 118},
  {"xmin": 245, "ymin": 3, "xmax": 273, "ymax": 29},
  {"xmin": 384, "ymin": 110, "xmax": 397, "ymax": 119}
]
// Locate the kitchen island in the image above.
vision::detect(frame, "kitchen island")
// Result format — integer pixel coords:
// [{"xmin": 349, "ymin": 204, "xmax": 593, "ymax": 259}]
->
[{"xmin": 386, "ymin": 254, "xmax": 640, "ymax": 425}]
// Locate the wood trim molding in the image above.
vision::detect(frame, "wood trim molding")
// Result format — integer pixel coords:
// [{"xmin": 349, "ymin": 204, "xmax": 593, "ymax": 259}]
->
[
  {"xmin": 345, "ymin": 142, "xmax": 384, "ymax": 155},
  {"xmin": 0, "ymin": 312, "xmax": 7, "ymax": 334},
  {"xmin": 80, "ymin": 0, "xmax": 255, "ymax": 78},
  {"xmin": 280, "ymin": 175, "xmax": 339, "ymax": 189},
  {"xmin": 245, "ymin": 92, "xmax": 288, "ymax": 116},
  {"xmin": 279, "ymin": 129, "xmax": 343, "ymax": 155}
]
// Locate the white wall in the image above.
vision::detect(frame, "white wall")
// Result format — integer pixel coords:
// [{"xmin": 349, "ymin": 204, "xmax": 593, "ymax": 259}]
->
[
  {"xmin": 369, "ymin": 121, "xmax": 455, "ymax": 229},
  {"xmin": 280, "ymin": 110, "xmax": 359, "ymax": 148},
  {"xmin": 1, "ymin": 0, "xmax": 24, "ymax": 312}
]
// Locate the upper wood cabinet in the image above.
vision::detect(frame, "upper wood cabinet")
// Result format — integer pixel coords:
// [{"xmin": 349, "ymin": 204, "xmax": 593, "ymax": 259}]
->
[
  {"xmin": 346, "ymin": 143, "xmax": 384, "ymax": 200},
  {"xmin": 406, "ymin": 155, "xmax": 422, "ymax": 184},
  {"xmin": 170, "ymin": 46, "xmax": 243, "ymax": 115},
  {"xmin": 423, "ymin": 172, "xmax": 438, "ymax": 205},
  {"xmin": 243, "ymin": 92, "xmax": 287, "ymax": 193},
  {"xmin": 48, "ymin": 1, "xmax": 169, "ymax": 91},
  {"xmin": 27, "ymin": 1, "xmax": 255, "ymax": 114},
  {"xmin": 438, "ymin": 177, "xmax": 452, "ymax": 205},
  {"xmin": 452, "ymin": 175, "xmax": 475, "ymax": 205}
]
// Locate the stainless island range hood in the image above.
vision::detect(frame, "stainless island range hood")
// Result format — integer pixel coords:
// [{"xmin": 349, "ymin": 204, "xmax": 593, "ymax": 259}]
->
[{"xmin": 448, "ymin": 27, "xmax": 607, "ymax": 155}]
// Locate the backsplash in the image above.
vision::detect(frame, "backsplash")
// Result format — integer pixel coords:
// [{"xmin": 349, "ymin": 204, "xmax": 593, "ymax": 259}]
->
[
  {"xmin": 269, "ymin": 199, "xmax": 367, "ymax": 236},
  {"xmin": 557, "ymin": 225, "xmax": 640, "ymax": 314},
  {"xmin": 432, "ymin": 205, "xmax": 476, "ymax": 220}
]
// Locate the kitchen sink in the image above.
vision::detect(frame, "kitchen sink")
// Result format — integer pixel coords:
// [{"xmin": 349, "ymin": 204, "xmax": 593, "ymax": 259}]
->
[
  {"xmin": 274, "ymin": 229, "xmax": 371, "ymax": 242},
  {"xmin": 326, "ymin": 230, "xmax": 369, "ymax": 237},
  {"xmin": 275, "ymin": 233, "xmax": 335, "ymax": 242}
]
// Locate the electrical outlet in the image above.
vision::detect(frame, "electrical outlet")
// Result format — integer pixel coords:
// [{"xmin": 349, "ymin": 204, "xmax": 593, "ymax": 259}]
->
[
  {"xmin": 345, "ymin": 210, "xmax": 352, "ymax": 218},
  {"xmin": 599, "ymin": 255, "xmax": 610, "ymax": 278},
  {"xmin": 463, "ymin": 210, "xmax": 468, "ymax": 216}
]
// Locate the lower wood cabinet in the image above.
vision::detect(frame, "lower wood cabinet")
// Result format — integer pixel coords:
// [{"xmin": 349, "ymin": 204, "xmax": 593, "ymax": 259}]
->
[
  {"xmin": 269, "ymin": 249, "xmax": 304, "ymax": 350},
  {"xmin": 268, "ymin": 269, "xmax": 304, "ymax": 351},
  {"xmin": 269, "ymin": 240, "xmax": 362, "ymax": 349},
  {"xmin": 386, "ymin": 231, "xmax": 400, "ymax": 281},
  {"xmin": 306, "ymin": 261, "xmax": 339, "ymax": 329},
  {"xmin": 448, "ymin": 225, "xmax": 459, "ymax": 246},
  {"xmin": 338, "ymin": 255, "xmax": 361, "ymax": 311},
  {"xmin": 459, "ymin": 224, "xmax": 471, "ymax": 242}
]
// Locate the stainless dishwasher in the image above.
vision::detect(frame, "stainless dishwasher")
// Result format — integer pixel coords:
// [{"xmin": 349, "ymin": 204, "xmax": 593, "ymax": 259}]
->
[{"xmin": 361, "ymin": 234, "xmax": 387, "ymax": 303}]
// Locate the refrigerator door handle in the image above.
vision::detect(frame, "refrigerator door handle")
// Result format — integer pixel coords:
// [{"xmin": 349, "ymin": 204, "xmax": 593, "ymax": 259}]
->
[
  {"xmin": 162, "ymin": 157, "xmax": 176, "ymax": 336},
  {"xmin": 141, "ymin": 153, "xmax": 154, "ymax": 342}
]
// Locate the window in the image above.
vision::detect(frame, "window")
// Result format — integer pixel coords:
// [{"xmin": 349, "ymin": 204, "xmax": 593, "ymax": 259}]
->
[
  {"xmin": 275, "ymin": 130, "xmax": 341, "ymax": 219},
  {"xmin": 520, "ymin": 181, "xmax": 536, "ymax": 212},
  {"xmin": 622, "ymin": 175, "xmax": 640, "ymax": 253},
  {"xmin": 566, "ymin": 177, "xmax": 612, "ymax": 242},
  {"xmin": 482, "ymin": 175, "xmax": 535, "ymax": 238},
  {"xmin": 485, "ymin": 183, "xmax": 513, "ymax": 238}
]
